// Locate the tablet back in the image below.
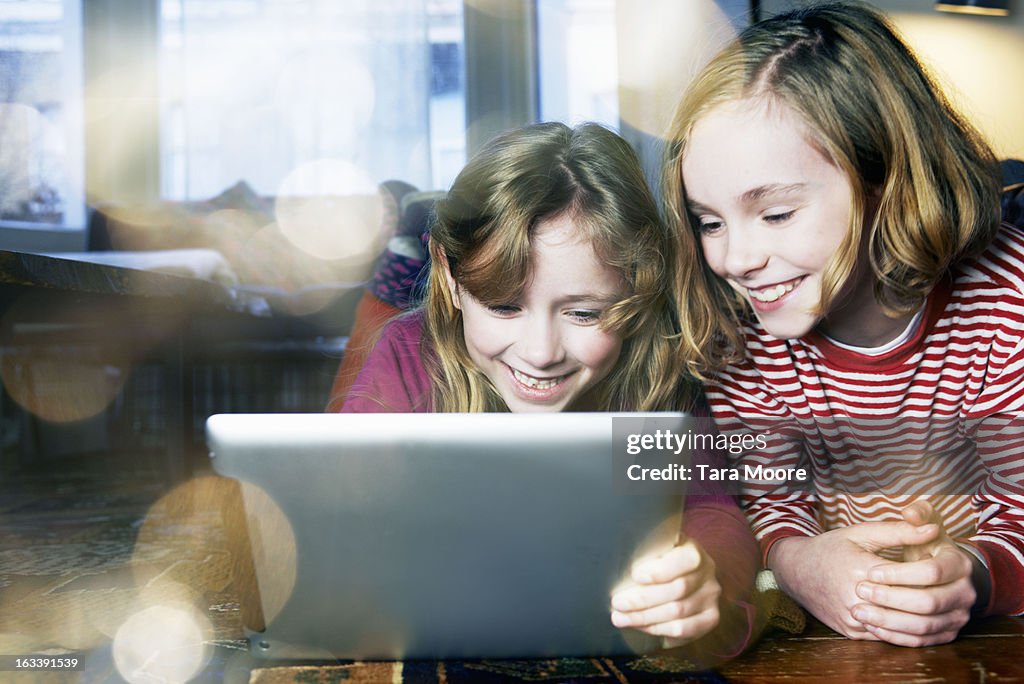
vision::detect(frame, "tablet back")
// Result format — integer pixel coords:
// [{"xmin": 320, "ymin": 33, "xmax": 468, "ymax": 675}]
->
[{"xmin": 206, "ymin": 412, "xmax": 685, "ymax": 660}]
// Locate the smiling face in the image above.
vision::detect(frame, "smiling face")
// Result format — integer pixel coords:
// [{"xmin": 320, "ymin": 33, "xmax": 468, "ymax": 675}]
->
[
  {"xmin": 682, "ymin": 97, "xmax": 889, "ymax": 343},
  {"xmin": 444, "ymin": 212, "xmax": 626, "ymax": 412}
]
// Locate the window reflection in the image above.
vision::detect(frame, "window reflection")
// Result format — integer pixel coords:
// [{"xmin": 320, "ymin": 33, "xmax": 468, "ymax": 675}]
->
[{"xmin": 0, "ymin": 0, "xmax": 83, "ymax": 229}]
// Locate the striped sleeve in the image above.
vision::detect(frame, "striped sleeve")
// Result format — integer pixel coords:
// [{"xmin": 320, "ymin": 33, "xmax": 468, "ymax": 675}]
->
[
  {"xmin": 954, "ymin": 226, "xmax": 1024, "ymax": 616},
  {"xmin": 964, "ymin": 333, "xmax": 1024, "ymax": 617}
]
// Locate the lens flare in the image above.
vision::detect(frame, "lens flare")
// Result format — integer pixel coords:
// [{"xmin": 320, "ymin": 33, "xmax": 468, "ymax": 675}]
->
[
  {"xmin": 0, "ymin": 286, "xmax": 193, "ymax": 423},
  {"xmin": 84, "ymin": 62, "xmax": 160, "ymax": 206},
  {"xmin": 274, "ymin": 159, "xmax": 386, "ymax": 263},
  {"xmin": 131, "ymin": 476, "xmax": 298, "ymax": 633},
  {"xmin": 93, "ymin": 203, "xmax": 184, "ymax": 251},
  {"xmin": 112, "ymin": 604, "xmax": 211, "ymax": 684},
  {"xmin": 0, "ymin": 294, "xmax": 130, "ymax": 423},
  {"xmin": 0, "ymin": 351, "xmax": 126, "ymax": 423},
  {"xmin": 232, "ymin": 479, "xmax": 298, "ymax": 629}
]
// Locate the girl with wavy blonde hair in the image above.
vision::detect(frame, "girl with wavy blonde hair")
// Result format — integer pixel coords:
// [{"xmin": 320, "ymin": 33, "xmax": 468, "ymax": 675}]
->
[
  {"xmin": 663, "ymin": 0, "xmax": 1021, "ymax": 649},
  {"xmin": 424, "ymin": 121, "xmax": 696, "ymax": 413},
  {"xmin": 343, "ymin": 121, "xmax": 759, "ymax": 655}
]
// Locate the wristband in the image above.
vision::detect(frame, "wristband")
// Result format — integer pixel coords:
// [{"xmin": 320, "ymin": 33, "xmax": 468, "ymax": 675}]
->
[{"xmin": 957, "ymin": 542, "xmax": 991, "ymax": 615}]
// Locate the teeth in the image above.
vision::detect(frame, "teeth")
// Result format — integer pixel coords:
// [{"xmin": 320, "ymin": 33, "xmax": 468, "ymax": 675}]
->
[
  {"xmin": 512, "ymin": 368, "xmax": 562, "ymax": 390},
  {"xmin": 750, "ymin": 280, "xmax": 797, "ymax": 303}
]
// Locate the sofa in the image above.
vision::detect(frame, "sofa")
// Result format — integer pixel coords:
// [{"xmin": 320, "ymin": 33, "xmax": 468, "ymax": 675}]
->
[{"xmin": 84, "ymin": 179, "xmax": 433, "ymax": 330}]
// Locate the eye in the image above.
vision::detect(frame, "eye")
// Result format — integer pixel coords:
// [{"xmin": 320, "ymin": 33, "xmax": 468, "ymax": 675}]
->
[
  {"xmin": 695, "ymin": 216, "xmax": 725, "ymax": 236},
  {"xmin": 486, "ymin": 304, "xmax": 520, "ymax": 317},
  {"xmin": 763, "ymin": 209, "xmax": 795, "ymax": 224},
  {"xmin": 566, "ymin": 309, "xmax": 602, "ymax": 324}
]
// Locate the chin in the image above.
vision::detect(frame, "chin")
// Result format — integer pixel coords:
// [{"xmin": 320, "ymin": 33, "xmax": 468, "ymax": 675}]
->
[
  {"xmin": 504, "ymin": 400, "xmax": 562, "ymax": 414},
  {"xmin": 756, "ymin": 315, "xmax": 817, "ymax": 341}
]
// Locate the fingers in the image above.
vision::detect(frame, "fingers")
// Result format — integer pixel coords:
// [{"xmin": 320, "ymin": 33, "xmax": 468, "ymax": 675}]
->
[
  {"xmin": 855, "ymin": 576, "xmax": 974, "ymax": 616},
  {"xmin": 851, "ymin": 542, "xmax": 975, "ymax": 648},
  {"xmin": 866, "ymin": 546, "xmax": 973, "ymax": 589},
  {"xmin": 851, "ymin": 602, "xmax": 968, "ymax": 647},
  {"xmin": 610, "ymin": 543, "xmax": 713, "ymax": 615},
  {"xmin": 611, "ymin": 582, "xmax": 721, "ymax": 630},
  {"xmin": 643, "ymin": 607, "xmax": 721, "ymax": 645},
  {"xmin": 845, "ymin": 520, "xmax": 941, "ymax": 552},
  {"xmin": 630, "ymin": 542, "xmax": 704, "ymax": 584},
  {"xmin": 612, "ymin": 576, "xmax": 694, "ymax": 614},
  {"xmin": 900, "ymin": 499, "xmax": 953, "ymax": 562},
  {"xmin": 900, "ymin": 499, "xmax": 939, "ymax": 528},
  {"xmin": 862, "ymin": 621, "xmax": 962, "ymax": 648}
]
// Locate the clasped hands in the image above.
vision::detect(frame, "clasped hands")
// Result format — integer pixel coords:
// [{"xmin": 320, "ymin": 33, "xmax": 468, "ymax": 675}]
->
[
  {"xmin": 605, "ymin": 500, "xmax": 979, "ymax": 648},
  {"xmin": 768, "ymin": 500, "xmax": 977, "ymax": 647}
]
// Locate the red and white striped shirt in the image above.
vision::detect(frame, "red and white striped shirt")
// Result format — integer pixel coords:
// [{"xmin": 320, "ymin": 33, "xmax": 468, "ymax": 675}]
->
[{"xmin": 707, "ymin": 223, "xmax": 1024, "ymax": 617}]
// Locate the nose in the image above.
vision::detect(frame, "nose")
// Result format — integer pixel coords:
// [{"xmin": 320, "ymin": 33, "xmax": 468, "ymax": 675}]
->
[
  {"xmin": 721, "ymin": 227, "xmax": 769, "ymax": 280},
  {"xmin": 516, "ymin": 315, "xmax": 565, "ymax": 370}
]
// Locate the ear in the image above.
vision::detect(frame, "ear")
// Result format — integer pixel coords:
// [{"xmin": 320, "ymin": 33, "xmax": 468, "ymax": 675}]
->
[{"xmin": 437, "ymin": 245, "xmax": 461, "ymax": 311}]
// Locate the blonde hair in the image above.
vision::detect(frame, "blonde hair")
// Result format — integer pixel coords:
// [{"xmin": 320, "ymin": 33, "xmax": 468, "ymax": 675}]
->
[
  {"xmin": 664, "ymin": 1, "xmax": 1001, "ymax": 366},
  {"xmin": 423, "ymin": 122, "xmax": 698, "ymax": 412}
]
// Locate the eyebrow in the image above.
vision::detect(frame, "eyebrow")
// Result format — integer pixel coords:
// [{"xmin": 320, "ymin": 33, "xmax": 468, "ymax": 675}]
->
[
  {"xmin": 556, "ymin": 293, "xmax": 622, "ymax": 306},
  {"xmin": 494, "ymin": 292, "xmax": 623, "ymax": 307},
  {"xmin": 741, "ymin": 182, "xmax": 807, "ymax": 203},
  {"xmin": 687, "ymin": 182, "xmax": 808, "ymax": 214}
]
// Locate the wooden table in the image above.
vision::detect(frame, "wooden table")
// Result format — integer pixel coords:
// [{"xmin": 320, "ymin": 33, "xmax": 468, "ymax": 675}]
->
[
  {"xmin": 231, "ymin": 616, "xmax": 1024, "ymax": 682},
  {"xmin": 3, "ymin": 454, "xmax": 1021, "ymax": 683},
  {"xmin": 718, "ymin": 615, "xmax": 1024, "ymax": 682}
]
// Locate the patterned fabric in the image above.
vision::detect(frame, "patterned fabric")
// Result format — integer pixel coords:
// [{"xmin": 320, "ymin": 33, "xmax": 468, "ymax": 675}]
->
[
  {"xmin": 368, "ymin": 191, "xmax": 442, "ymax": 309},
  {"xmin": 706, "ymin": 223, "xmax": 1024, "ymax": 618},
  {"xmin": 247, "ymin": 657, "xmax": 730, "ymax": 682},
  {"xmin": 369, "ymin": 245, "xmax": 428, "ymax": 309}
]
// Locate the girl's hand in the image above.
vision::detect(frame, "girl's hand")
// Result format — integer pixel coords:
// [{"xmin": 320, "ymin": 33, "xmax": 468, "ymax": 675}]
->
[
  {"xmin": 609, "ymin": 537, "xmax": 722, "ymax": 647},
  {"xmin": 768, "ymin": 521, "xmax": 941, "ymax": 640},
  {"xmin": 851, "ymin": 500, "xmax": 976, "ymax": 647}
]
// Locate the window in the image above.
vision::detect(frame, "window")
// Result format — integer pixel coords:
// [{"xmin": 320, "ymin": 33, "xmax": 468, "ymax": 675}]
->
[
  {"xmin": 0, "ymin": 0, "xmax": 84, "ymax": 230},
  {"xmin": 158, "ymin": 0, "xmax": 466, "ymax": 200},
  {"xmin": 426, "ymin": 0, "xmax": 465, "ymax": 191},
  {"xmin": 537, "ymin": 0, "xmax": 618, "ymax": 129}
]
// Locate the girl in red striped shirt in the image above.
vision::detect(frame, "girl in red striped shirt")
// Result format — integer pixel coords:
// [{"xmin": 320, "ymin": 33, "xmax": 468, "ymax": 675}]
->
[{"xmin": 663, "ymin": 1, "xmax": 1023, "ymax": 646}]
